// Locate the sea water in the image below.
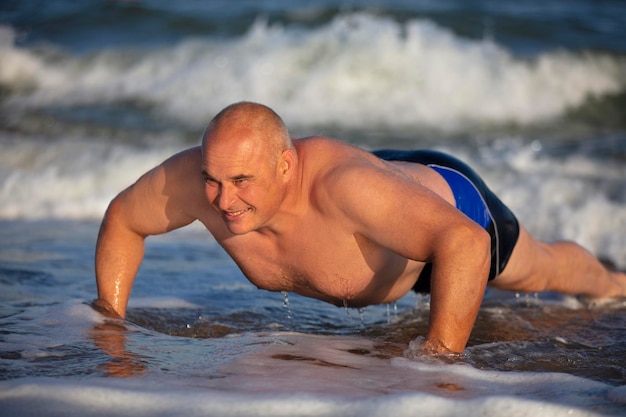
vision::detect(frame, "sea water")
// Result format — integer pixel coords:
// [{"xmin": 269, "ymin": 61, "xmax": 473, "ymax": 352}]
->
[{"xmin": 1, "ymin": 1, "xmax": 625, "ymax": 416}]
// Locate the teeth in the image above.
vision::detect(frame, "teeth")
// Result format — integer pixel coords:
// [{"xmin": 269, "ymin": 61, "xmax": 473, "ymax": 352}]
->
[{"xmin": 227, "ymin": 209, "xmax": 247, "ymax": 216}]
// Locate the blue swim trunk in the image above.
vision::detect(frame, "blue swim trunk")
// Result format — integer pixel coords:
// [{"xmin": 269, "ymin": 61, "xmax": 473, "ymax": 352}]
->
[{"xmin": 373, "ymin": 149, "xmax": 520, "ymax": 293}]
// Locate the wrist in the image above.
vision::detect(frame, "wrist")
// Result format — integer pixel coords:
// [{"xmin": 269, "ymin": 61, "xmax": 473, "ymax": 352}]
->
[{"xmin": 91, "ymin": 298, "xmax": 124, "ymax": 319}]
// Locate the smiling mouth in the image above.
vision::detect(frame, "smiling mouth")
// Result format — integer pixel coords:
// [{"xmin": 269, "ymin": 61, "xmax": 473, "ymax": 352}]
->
[{"xmin": 223, "ymin": 208, "xmax": 251, "ymax": 220}]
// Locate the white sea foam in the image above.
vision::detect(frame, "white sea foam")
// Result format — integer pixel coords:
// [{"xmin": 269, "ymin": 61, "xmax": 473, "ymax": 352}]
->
[
  {"xmin": 0, "ymin": 378, "xmax": 621, "ymax": 417},
  {"xmin": 1, "ymin": 332, "xmax": 624, "ymax": 417},
  {"xmin": 476, "ymin": 144, "xmax": 626, "ymax": 268},
  {"xmin": 1, "ymin": 14, "xmax": 624, "ymax": 131},
  {"xmin": 0, "ymin": 133, "xmax": 179, "ymax": 219},
  {"xmin": 0, "ymin": 301, "xmax": 104, "ymax": 360}
]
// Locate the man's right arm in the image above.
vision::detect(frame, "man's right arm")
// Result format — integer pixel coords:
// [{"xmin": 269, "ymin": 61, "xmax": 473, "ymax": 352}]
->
[
  {"xmin": 94, "ymin": 190, "xmax": 149, "ymax": 319},
  {"xmin": 94, "ymin": 147, "xmax": 204, "ymax": 318}
]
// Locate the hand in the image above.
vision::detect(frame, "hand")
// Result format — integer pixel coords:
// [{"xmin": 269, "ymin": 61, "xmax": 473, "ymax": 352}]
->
[
  {"xmin": 91, "ymin": 298, "xmax": 123, "ymax": 320},
  {"xmin": 404, "ymin": 336, "xmax": 466, "ymax": 363}
]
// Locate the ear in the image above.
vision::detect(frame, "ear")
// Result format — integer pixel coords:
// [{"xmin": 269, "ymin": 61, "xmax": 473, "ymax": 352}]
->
[{"xmin": 278, "ymin": 149, "xmax": 296, "ymax": 180}]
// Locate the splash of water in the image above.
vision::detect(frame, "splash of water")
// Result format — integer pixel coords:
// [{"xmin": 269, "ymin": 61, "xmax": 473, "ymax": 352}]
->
[
  {"xmin": 341, "ymin": 300, "xmax": 366, "ymax": 327},
  {"xmin": 281, "ymin": 291, "xmax": 293, "ymax": 320},
  {"xmin": 342, "ymin": 299, "xmax": 353, "ymax": 320},
  {"xmin": 386, "ymin": 302, "xmax": 400, "ymax": 324}
]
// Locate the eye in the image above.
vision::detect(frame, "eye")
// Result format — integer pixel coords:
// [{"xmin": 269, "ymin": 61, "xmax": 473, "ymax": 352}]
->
[
  {"xmin": 202, "ymin": 174, "xmax": 218, "ymax": 186},
  {"xmin": 233, "ymin": 178, "xmax": 248, "ymax": 186}
]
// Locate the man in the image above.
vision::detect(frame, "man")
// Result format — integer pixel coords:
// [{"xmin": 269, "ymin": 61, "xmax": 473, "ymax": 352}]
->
[{"xmin": 94, "ymin": 102, "xmax": 625, "ymax": 354}]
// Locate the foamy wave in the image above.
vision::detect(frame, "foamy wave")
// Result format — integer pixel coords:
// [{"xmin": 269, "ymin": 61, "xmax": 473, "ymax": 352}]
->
[
  {"xmin": 1, "ymin": 133, "xmax": 624, "ymax": 268},
  {"xmin": 4, "ymin": 333, "xmax": 619, "ymax": 416},
  {"xmin": 1, "ymin": 14, "xmax": 624, "ymax": 131},
  {"xmin": 477, "ymin": 144, "xmax": 626, "ymax": 269},
  {"xmin": 0, "ymin": 376, "xmax": 616, "ymax": 417},
  {"xmin": 0, "ymin": 134, "xmax": 179, "ymax": 219}
]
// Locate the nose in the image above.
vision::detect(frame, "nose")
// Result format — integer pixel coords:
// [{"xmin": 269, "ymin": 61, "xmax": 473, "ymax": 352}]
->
[{"xmin": 214, "ymin": 183, "xmax": 236, "ymax": 211}]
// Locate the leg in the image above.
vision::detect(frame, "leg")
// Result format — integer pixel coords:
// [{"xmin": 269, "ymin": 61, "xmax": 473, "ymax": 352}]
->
[{"xmin": 491, "ymin": 225, "xmax": 626, "ymax": 298}]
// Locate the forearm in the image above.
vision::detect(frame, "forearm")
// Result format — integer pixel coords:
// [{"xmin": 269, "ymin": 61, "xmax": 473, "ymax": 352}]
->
[
  {"xmin": 95, "ymin": 206, "xmax": 146, "ymax": 319},
  {"xmin": 425, "ymin": 228, "xmax": 491, "ymax": 353}
]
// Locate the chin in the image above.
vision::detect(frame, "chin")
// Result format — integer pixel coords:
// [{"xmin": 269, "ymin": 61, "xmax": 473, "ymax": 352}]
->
[{"xmin": 226, "ymin": 223, "xmax": 253, "ymax": 235}]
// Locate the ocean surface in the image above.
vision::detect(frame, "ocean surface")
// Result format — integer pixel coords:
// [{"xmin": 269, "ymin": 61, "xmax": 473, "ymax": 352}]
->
[{"xmin": 1, "ymin": 0, "xmax": 625, "ymax": 416}]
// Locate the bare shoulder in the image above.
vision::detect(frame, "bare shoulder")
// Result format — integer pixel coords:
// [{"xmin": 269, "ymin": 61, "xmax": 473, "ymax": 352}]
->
[
  {"xmin": 296, "ymin": 136, "xmax": 384, "ymax": 179},
  {"xmin": 151, "ymin": 146, "xmax": 210, "ymax": 219},
  {"xmin": 296, "ymin": 136, "xmax": 370, "ymax": 156},
  {"xmin": 304, "ymin": 138, "xmax": 458, "ymax": 224},
  {"xmin": 132, "ymin": 146, "xmax": 203, "ymax": 201},
  {"xmin": 112, "ymin": 146, "xmax": 208, "ymax": 235},
  {"xmin": 297, "ymin": 138, "xmax": 403, "ymax": 219},
  {"xmin": 298, "ymin": 139, "xmax": 454, "ymax": 209},
  {"xmin": 158, "ymin": 146, "xmax": 202, "ymax": 179},
  {"xmin": 300, "ymin": 139, "xmax": 400, "ymax": 185},
  {"xmin": 295, "ymin": 137, "xmax": 469, "ymax": 261}
]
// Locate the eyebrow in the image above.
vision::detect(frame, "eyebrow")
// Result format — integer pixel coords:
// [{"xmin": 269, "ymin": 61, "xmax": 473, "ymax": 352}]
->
[
  {"xmin": 231, "ymin": 174, "xmax": 253, "ymax": 181},
  {"xmin": 201, "ymin": 170, "xmax": 254, "ymax": 182}
]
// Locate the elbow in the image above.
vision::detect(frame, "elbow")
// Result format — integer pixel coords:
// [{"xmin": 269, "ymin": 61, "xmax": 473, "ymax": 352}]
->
[
  {"xmin": 440, "ymin": 222, "xmax": 491, "ymax": 279},
  {"xmin": 98, "ymin": 195, "xmax": 122, "ymax": 242},
  {"xmin": 101, "ymin": 191, "xmax": 123, "ymax": 223},
  {"xmin": 104, "ymin": 191, "xmax": 130, "ymax": 224},
  {"xmin": 98, "ymin": 195, "xmax": 119, "ymax": 238},
  {"xmin": 99, "ymin": 190, "xmax": 140, "ymax": 238},
  {"xmin": 475, "ymin": 226, "xmax": 491, "ymax": 279},
  {"xmin": 96, "ymin": 191, "xmax": 139, "ymax": 254},
  {"xmin": 462, "ymin": 223, "xmax": 491, "ymax": 282},
  {"xmin": 460, "ymin": 222, "xmax": 491, "ymax": 274}
]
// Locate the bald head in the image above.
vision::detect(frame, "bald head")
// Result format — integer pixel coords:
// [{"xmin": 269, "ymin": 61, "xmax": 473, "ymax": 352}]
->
[{"xmin": 202, "ymin": 102, "xmax": 294, "ymax": 165}]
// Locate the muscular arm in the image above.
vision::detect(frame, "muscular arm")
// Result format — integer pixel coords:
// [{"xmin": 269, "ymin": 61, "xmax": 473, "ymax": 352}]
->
[
  {"xmin": 94, "ymin": 194, "xmax": 147, "ymax": 319},
  {"xmin": 425, "ymin": 224, "xmax": 490, "ymax": 353},
  {"xmin": 327, "ymin": 157, "xmax": 491, "ymax": 353},
  {"xmin": 95, "ymin": 147, "xmax": 206, "ymax": 318}
]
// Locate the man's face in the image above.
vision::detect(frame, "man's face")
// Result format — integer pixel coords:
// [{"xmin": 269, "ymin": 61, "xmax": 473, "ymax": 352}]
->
[{"xmin": 201, "ymin": 130, "xmax": 285, "ymax": 235}]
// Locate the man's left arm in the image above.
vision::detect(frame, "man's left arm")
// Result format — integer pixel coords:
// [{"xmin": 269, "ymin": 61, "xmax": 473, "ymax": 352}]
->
[
  {"xmin": 420, "ymin": 221, "xmax": 490, "ymax": 353},
  {"xmin": 328, "ymin": 161, "xmax": 491, "ymax": 353}
]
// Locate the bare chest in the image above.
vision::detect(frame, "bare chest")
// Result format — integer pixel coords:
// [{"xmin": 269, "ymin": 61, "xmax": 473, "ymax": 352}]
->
[{"xmin": 219, "ymin": 229, "xmax": 419, "ymax": 307}]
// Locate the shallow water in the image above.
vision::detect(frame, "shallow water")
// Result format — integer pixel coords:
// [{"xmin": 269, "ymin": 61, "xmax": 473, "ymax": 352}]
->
[{"xmin": 1, "ymin": 220, "xmax": 625, "ymax": 416}]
